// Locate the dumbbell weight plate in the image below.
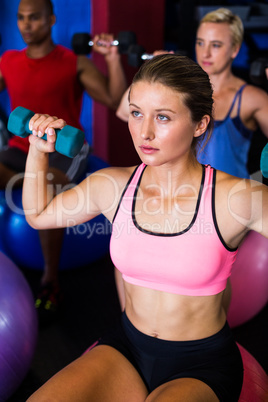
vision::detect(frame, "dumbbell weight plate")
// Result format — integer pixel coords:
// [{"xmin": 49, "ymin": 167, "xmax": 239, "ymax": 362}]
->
[
  {"xmin": 7, "ymin": 107, "xmax": 34, "ymax": 137},
  {"xmin": 249, "ymin": 58, "xmax": 268, "ymax": 86},
  {"xmin": 72, "ymin": 33, "xmax": 92, "ymax": 55},
  {"xmin": 55, "ymin": 126, "xmax": 85, "ymax": 158},
  {"xmin": 117, "ymin": 31, "xmax": 137, "ymax": 54},
  {"xmin": 128, "ymin": 44, "xmax": 146, "ymax": 68}
]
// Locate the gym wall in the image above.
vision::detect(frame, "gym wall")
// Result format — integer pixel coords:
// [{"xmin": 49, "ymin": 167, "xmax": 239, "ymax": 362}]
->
[{"xmin": 91, "ymin": 0, "xmax": 165, "ymax": 166}]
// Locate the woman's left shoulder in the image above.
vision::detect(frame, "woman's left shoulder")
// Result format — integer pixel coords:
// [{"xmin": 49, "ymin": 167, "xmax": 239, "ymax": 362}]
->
[
  {"xmin": 240, "ymin": 84, "xmax": 268, "ymax": 122},
  {"xmin": 215, "ymin": 170, "xmax": 251, "ymax": 197},
  {"xmin": 215, "ymin": 169, "xmax": 240, "ymax": 183},
  {"xmin": 242, "ymin": 83, "xmax": 268, "ymax": 100},
  {"xmin": 215, "ymin": 170, "xmax": 265, "ymax": 199}
]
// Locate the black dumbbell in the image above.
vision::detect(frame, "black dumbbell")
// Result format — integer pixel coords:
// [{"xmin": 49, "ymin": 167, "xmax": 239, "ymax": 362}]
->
[
  {"xmin": 72, "ymin": 31, "xmax": 137, "ymax": 55},
  {"xmin": 249, "ymin": 58, "xmax": 268, "ymax": 86},
  {"xmin": 127, "ymin": 44, "xmax": 184, "ymax": 68},
  {"xmin": 7, "ymin": 107, "xmax": 85, "ymax": 158}
]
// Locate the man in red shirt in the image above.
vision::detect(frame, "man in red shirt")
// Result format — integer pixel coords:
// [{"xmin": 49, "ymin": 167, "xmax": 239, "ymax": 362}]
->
[{"xmin": 0, "ymin": 0, "xmax": 127, "ymax": 322}]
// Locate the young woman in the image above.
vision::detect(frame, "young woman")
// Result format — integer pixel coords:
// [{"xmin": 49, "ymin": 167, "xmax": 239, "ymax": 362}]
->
[
  {"xmin": 23, "ymin": 54, "xmax": 268, "ymax": 401},
  {"xmin": 115, "ymin": 9, "xmax": 268, "ymax": 313},
  {"xmin": 195, "ymin": 7, "xmax": 268, "ymax": 178}
]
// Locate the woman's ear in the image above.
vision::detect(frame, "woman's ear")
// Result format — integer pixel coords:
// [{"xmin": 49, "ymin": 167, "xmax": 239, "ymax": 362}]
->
[
  {"xmin": 231, "ymin": 44, "xmax": 240, "ymax": 60},
  {"xmin": 194, "ymin": 115, "xmax": 210, "ymax": 138}
]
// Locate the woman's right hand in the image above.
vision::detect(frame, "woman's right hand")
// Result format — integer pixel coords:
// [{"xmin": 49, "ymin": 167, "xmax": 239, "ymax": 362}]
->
[{"xmin": 28, "ymin": 113, "xmax": 67, "ymax": 154}]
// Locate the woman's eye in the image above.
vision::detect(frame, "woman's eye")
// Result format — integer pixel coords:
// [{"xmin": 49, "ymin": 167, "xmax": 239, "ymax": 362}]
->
[
  {"xmin": 158, "ymin": 114, "xmax": 169, "ymax": 121},
  {"xmin": 196, "ymin": 40, "xmax": 203, "ymax": 47},
  {"xmin": 131, "ymin": 111, "xmax": 142, "ymax": 118}
]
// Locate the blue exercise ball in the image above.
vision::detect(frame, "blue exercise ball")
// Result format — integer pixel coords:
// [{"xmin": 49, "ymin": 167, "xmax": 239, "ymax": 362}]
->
[{"xmin": 0, "ymin": 252, "xmax": 38, "ymax": 401}]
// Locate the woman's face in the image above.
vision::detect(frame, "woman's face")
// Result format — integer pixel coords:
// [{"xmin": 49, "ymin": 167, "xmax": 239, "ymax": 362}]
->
[
  {"xmin": 128, "ymin": 81, "xmax": 208, "ymax": 167},
  {"xmin": 195, "ymin": 22, "xmax": 239, "ymax": 76}
]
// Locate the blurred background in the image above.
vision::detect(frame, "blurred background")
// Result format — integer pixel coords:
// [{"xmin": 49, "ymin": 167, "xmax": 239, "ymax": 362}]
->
[{"xmin": 1, "ymin": 0, "xmax": 267, "ymax": 166}]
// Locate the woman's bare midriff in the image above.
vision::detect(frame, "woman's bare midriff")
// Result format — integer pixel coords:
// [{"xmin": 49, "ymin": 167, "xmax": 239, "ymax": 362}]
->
[{"xmin": 124, "ymin": 281, "xmax": 227, "ymax": 341}]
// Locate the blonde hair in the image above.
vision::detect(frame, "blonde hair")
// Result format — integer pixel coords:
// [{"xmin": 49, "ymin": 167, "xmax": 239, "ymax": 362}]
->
[{"xmin": 199, "ymin": 8, "xmax": 244, "ymax": 47}]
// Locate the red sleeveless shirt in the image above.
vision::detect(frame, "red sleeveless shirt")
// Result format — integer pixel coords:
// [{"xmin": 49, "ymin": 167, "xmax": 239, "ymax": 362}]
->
[{"xmin": 0, "ymin": 45, "xmax": 84, "ymax": 153}]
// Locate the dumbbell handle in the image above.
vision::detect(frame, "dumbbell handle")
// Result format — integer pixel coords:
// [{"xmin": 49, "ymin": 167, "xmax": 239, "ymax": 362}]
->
[
  {"xmin": 128, "ymin": 44, "xmax": 184, "ymax": 68},
  {"xmin": 260, "ymin": 143, "xmax": 268, "ymax": 178},
  {"xmin": 141, "ymin": 50, "xmax": 182, "ymax": 61},
  {"xmin": 88, "ymin": 39, "xmax": 119, "ymax": 47},
  {"xmin": 72, "ymin": 31, "xmax": 136, "ymax": 56},
  {"xmin": 140, "ymin": 53, "xmax": 154, "ymax": 61}
]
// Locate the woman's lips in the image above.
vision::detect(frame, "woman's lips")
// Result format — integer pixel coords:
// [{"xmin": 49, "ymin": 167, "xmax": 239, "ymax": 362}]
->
[
  {"xmin": 139, "ymin": 145, "xmax": 158, "ymax": 154},
  {"xmin": 202, "ymin": 61, "xmax": 212, "ymax": 67}
]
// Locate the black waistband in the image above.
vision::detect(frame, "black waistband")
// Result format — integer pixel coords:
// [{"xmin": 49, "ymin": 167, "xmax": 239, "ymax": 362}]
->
[{"xmin": 122, "ymin": 311, "xmax": 233, "ymax": 357}]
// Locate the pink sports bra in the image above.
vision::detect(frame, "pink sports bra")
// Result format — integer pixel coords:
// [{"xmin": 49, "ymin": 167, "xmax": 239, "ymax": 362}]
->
[{"xmin": 110, "ymin": 164, "xmax": 238, "ymax": 296}]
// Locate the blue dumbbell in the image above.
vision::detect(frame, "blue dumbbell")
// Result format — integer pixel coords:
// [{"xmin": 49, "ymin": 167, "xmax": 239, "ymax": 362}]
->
[
  {"xmin": 260, "ymin": 143, "xmax": 268, "ymax": 178},
  {"xmin": 7, "ymin": 106, "xmax": 85, "ymax": 158}
]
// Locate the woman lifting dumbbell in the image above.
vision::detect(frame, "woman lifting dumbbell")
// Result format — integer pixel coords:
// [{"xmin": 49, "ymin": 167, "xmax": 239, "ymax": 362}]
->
[
  {"xmin": 23, "ymin": 54, "xmax": 268, "ymax": 401},
  {"xmin": 115, "ymin": 7, "xmax": 268, "ymax": 316}
]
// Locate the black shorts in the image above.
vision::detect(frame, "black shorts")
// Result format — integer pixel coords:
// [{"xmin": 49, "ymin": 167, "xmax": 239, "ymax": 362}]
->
[
  {"xmin": 0, "ymin": 143, "xmax": 90, "ymax": 183},
  {"xmin": 97, "ymin": 312, "xmax": 243, "ymax": 401}
]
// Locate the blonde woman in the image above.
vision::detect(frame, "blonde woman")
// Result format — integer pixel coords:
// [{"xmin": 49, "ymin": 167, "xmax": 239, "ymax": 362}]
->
[{"xmin": 195, "ymin": 7, "xmax": 268, "ymax": 178}]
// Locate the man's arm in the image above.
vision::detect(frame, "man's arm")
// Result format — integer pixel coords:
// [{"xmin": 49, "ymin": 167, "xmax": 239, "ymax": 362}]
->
[
  {"xmin": 77, "ymin": 33, "xmax": 127, "ymax": 110},
  {"xmin": 116, "ymin": 86, "xmax": 130, "ymax": 122}
]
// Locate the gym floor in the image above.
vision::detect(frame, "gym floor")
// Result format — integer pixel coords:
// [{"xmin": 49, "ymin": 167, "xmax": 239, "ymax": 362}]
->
[{"xmin": 7, "ymin": 252, "xmax": 268, "ymax": 401}]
